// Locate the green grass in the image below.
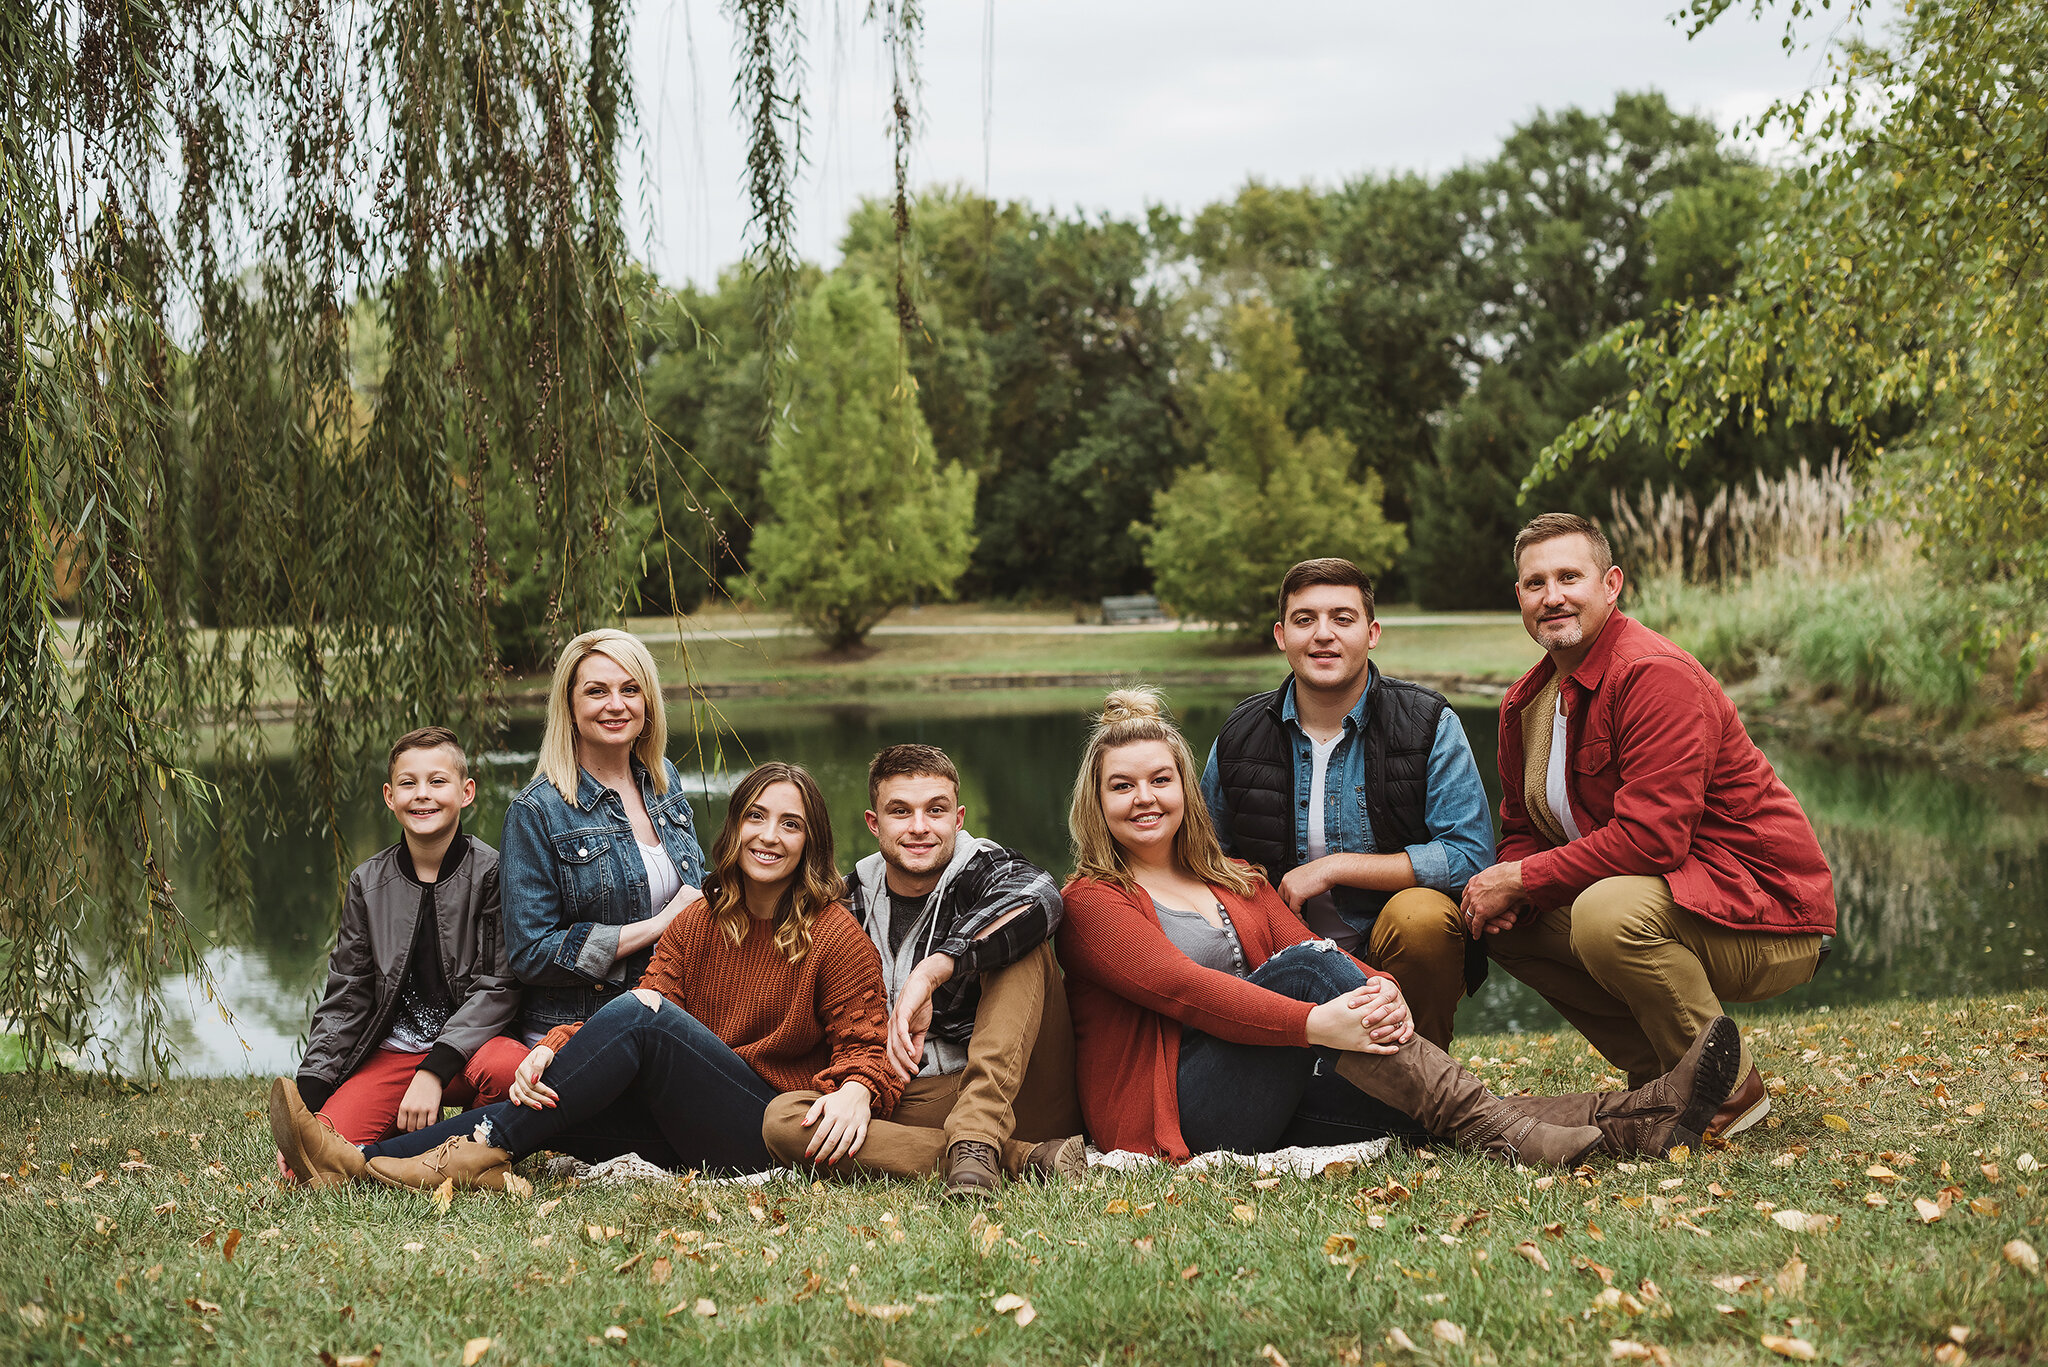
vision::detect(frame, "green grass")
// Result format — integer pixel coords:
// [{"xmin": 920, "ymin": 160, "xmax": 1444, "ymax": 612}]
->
[
  {"xmin": 639, "ymin": 619, "xmax": 1540, "ymax": 698},
  {"xmin": 6, "ymin": 991, "xmax": 2047, "ymax": 1365}
]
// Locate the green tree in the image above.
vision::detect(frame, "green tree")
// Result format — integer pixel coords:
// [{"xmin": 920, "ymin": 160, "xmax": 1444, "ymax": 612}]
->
[
  {"xmin": 1404, "ymin": 93, "xmax": 1816, "ymax": 607},
  {"xmin": 1539, "ymin": 0, "xmax": 2048, "ymax": 599},
  {"xmin": 752, "ymin": 274, "xmax": 977, "ymax": 649},
  {"xmin": 1141, "ymin": 302, "xmax": 1404, "ymax": 634},
  {"xmin": 842, "ymin": 189, "xmax": 1192, "ymax": 601}
]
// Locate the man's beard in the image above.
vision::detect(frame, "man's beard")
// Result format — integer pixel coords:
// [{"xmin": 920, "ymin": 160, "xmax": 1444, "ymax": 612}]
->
[{"xmin": 1539, "ymin": 615, "xmax": 1585, "ymax": 651}]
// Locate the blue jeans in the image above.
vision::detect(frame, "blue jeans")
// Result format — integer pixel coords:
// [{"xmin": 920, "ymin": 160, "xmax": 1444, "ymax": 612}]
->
[
  {"xmin": 363, "ymin": 994, "xmax": 779, "ymax": 1173},
  {"xmin": 1176, "ymin": 941, "xmax": 1426, "ymax": 1154}
]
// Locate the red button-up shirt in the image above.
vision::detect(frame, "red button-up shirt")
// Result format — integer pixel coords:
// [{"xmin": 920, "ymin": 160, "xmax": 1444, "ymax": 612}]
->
[{"xmin": 1496, "ymin": 611, "xmax": 1835, "ymax": 935}]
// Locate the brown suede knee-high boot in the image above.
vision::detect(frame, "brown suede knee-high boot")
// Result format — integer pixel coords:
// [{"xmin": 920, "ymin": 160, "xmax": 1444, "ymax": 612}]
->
[
  {"xmin": 1334, "ymin": 1035, "xmax": 1603, "ymax": 1167},
  {"xmin": 1488, "ymin": 1016, "xmax": 1743, "ymax": 1158}
]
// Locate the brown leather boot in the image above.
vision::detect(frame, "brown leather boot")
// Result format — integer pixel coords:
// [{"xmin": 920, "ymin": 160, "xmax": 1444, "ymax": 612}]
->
[
  {"xmin": 1707, "ymin": 1066, "xmax": 1769, "ymax": 1138},
  {"xmin": 365, "ymin": 1137, "xmax": 516, "ymax": 1192},
  {"xmin": 943, "ymin": 1140, "xmax": 1002, "ymax": 1201},
  {"xmin": 1504, "ymin": 1016, "xmax": 1743, "ymax": 1157},
  {"xmin": 271, "ymin": 1076, "xmax": 367, "ymax": 1187},
  {"xmin": 1334, "ymin": 1036, "xmax": 1602, "ymax": 1167},
  {"xmin": 1021, "ymin": 1135, "xmax": 1087, "ymax": 1183}
]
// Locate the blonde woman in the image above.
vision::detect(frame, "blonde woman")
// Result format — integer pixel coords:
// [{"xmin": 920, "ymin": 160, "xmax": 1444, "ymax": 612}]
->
[
  {"xmin": 1056, "ymin": 688, "xmax": 1741, "ymax": 1167},
  {"xmin": 502, "ymin": 630, "xmax": 706, "ymax": 1044},
  {"xmin": 273, "ymin": 764, "xmax": 902, "ymax": 1189}
]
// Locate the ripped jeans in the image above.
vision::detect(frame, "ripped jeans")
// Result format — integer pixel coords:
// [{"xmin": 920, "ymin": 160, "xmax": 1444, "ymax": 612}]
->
[
  {"xmin": 1175, "ymin": 939, "xmax": 1425, "ymax": 1154},
  {"xmin": 361, "ymin": 992, "xmax": 778, "ymax": 1174}
]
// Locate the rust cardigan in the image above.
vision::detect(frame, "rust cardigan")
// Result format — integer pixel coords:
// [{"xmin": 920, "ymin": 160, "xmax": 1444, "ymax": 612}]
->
[
  {"xmin": 1057, "ymin": 869, "xmax": 1392, "ymax": 1161},
  {"xmin": 539, "ymin": 898, "xmax": 903, "ymax": 1115}
]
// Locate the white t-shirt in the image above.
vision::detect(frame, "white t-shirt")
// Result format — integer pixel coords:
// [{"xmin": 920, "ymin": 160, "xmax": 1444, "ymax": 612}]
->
[
  {"xmin": 1301, "ymin": 732, "xmax": 1362, "ymax": 952},
  {"xmin": 640, "ymin": 840, "xmax": 682, "ymax": 915},
  {"xmin": 1545, "ymin": 693, "xmax": 1585, "ymax": 843},
  {"xmin": 1305, "ymin": 732, "xmax": 1344, "ymax": 861}
]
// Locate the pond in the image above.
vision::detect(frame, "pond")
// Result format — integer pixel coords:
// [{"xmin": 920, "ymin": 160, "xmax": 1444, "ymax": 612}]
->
[{"xmin": 104, "ymin": 686, "xmax": 2048, "ymax": 1075}]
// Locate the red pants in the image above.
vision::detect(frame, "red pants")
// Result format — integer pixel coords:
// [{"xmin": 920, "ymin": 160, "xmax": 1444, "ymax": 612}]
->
[{"xmin": 319, "ymin": 1036, "xmax": 530, "ymax": 1145}]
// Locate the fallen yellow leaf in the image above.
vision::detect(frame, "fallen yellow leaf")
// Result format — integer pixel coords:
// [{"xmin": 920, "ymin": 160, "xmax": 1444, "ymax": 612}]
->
[
  {"xmin": 461, "ymin": 1338, "xmax": 492, "ymax": 1366},
  {"xmin": 694, "ymin": 1298, "xmax": 717, "ymax": 1318},
  {"xmin": 649, "ymin": 1256, "xmax": 671, "ymax": 1285},
  {"xmin": 1915, "ymin": 1198, "xmax": 1945, "ymax": 1224},
  {"xmin": 1709, "ymin": 1274, "xmax": 1759, "ymax": 1294},
  {"xmin": 1252, "ymin": 1177, "xmax": 1281, "ymax": 1191},
  {"xmin": 501, "ymin": 1173, "xmax": 533, "ymax": 1199},
  {"xmin": 1103, "ymin": 1198, "xmax": 1129, "ymax": 1215},
  {"xmin": 1515, "ymin": 1240, "xmax": 1550, "ymax": 1271},
  {"xmin": 534, "ymin": 1198, "xmax": 561, "ymax": 1217},
  {"xmin": 1865, "ymin": 1165, "xmax": 1898, "ymax": 1183},
  {"xmin": 1259, "ymin": 1345, "xmax": 1290, "ymax": 1367},
  {"xmin": 1231, "ymin": 1204, "xmax": 1257, "ymax": 1225},
  {"xmin": 1762, "ymin": 1336, "xmax": 1817, "ymax": 1360},
  {"xmin": 1431, "ymin": 1320, "xmax": 1465, "ymax": 1346},
  {"xmin": 432, "ymin": 1178, "xmax": 454, "ymax": 1213},
  {"xmin": 1386, "ymin": 1328, "xmax": 1419, "ymax": 1351},
  {"xmin": 1821, "ymin": 1114, "xmax": 1851, "ymax": 1133},
  {"xmin": 602, "ymin": 1325, "xmax": 626, "ymax": 1344},
  {"xmin": 2003, "ymin": 1240, "xmax": 2041, "ymax": 1273},
  {"xmin": 1776, "ymin": 1255, "xmax": 1807, "ymax": 1297}
]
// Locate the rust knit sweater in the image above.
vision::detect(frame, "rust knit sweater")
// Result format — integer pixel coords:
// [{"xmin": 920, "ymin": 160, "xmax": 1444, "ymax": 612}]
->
[{"xmin": 539, "ymin": 899, "xmax": 902, "ymax": 1116}]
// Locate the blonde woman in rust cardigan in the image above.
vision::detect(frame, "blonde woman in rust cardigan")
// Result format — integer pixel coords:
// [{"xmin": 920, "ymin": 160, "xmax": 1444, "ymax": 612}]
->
[
  {"xmin": 271, "ymin": 763, "xmax": 902, "ymax": 1191},
  {"xmin": 1056, "ymin": 689, "xmax": 1742, "ymax": 1168}
]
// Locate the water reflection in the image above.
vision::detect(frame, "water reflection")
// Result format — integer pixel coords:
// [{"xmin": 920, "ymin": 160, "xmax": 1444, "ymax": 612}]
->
[{"xmin": 118, "ymin": 689, "xmax": 2048, "ymax": 1074}]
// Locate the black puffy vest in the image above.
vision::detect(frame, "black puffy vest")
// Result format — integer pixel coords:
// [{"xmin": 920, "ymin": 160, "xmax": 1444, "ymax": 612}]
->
[
  {"xmin": 1213, "ymin": 663, "xmax": 1447, "ymax": 879},
  {"xmin": 1212, "ymin": 665, "xmax": 1488, "ymax": 992}
]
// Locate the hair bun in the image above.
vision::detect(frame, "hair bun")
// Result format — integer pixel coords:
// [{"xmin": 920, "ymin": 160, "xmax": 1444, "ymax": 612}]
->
[{"xmin": 1098, "ymin": 686, "xmax": 1167, "ymax": 725}]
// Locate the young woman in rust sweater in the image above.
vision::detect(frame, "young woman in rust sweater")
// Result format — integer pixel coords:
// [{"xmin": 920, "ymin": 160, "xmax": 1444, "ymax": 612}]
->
[
  {"xmin": 1057, "ymin": 689, "xmax": 1741, "ymax": 1168},
  {"xmin": 271, "ymin": 762, "xmax": 902, "ymax": 1190}
]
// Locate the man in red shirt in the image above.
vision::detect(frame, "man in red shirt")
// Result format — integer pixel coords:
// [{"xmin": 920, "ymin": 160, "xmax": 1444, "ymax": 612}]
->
[{"xmin": 1459, "ymin": 513, "xmax": 1835, "ymax": 1137}]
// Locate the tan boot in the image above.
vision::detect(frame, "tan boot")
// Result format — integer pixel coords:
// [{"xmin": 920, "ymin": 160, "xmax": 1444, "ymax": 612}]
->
[
  {"xmin": 1021, "ymin": 1134, "xmax": 1087, "ymax": 1183},
  {"xmin": 271, "ymin": 1076, "xmax": 366, "ymax": 1187},
  {"xmin": 1334, "ymin": 1036, "xmax": 1602, "ymax": 1167},
  {"xmin": 365, "ymin": 1137, "xmax": 516, "ymax": 1193},
  {"xmin": 1505, "ymin": 1016, "xmax": 1743, "ymax": 1157},
  {"xmin": 1707, "ymin": 1066, "xmax": 1769, "ymax": 1138}
]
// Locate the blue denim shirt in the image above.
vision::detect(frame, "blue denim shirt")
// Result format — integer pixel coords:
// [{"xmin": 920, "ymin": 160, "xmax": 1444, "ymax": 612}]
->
[
  {"xmin": 1200, "ymin": 674, "xmax": 1495, "ymax": 939},
  {"xmin": 499, "ymin": 757, "xmax": 707, "ymax": 1035}
]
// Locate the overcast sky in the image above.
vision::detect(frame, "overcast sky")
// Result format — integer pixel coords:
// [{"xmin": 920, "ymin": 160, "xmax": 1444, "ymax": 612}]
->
[{"xmin": 626, "ymin": 1, "xmax": 1875, "ymax": 288}]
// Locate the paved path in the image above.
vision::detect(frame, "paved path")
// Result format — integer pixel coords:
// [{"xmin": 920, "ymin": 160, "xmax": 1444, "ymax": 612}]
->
[{"xmin": 634, "ymin": 613, "xmax": 1524, "ymax": 644}]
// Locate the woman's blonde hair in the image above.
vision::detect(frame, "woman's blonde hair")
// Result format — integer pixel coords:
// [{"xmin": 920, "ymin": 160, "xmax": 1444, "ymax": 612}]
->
[
  {"xmin": 1067, "ymin": 686, "xmax": 1258, "ymax": 897},
  {"xmin": 537, "ymin": 630, "xmax": 669, "ymax": 803},
  {"xmin": 702, "ymin": 762, "xmax": 845, "ymax": 962}
]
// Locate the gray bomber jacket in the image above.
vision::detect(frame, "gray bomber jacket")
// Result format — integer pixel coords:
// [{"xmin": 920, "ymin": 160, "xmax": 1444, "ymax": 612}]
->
[{"xmin": 295, "ymin": 832, "xmax": 521, "ymax": 1108}]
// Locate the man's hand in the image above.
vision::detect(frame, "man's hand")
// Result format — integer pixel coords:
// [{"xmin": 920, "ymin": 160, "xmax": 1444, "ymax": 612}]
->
[
  {"xmin": 1459, "ymin": 861, "xmax": 1526, "ymax": 939},
  {"xmin": 887, "ymin": 953, "xmax": 955, "ymax": 1079},
  {"xmin": 1277, "ymin": 858, "xmax": 1338, "ymax": 913},
  {"xmin": 395, "ymin": 1071, "xmax": 446, "ymax": 1132}
]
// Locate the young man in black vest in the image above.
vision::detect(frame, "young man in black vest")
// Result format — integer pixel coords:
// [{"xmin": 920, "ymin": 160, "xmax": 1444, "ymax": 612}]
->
[{"xmin": 1199, "ymin": 558, "xmax": 1497, "ymax": 1048}]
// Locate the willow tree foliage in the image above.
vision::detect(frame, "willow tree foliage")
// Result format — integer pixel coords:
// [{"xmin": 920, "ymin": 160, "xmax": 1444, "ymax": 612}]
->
[
  {"xmin": 1142, "ymin": 302, "xmax": 1404, "ymax": 635},
  {"xmin": 751, "ymin": 274, "xmax": 976, "ymax": 650},
  {"xmin": 1536, "ymin": 1, "xmax": 2048, "ymax": 597},
  {"xmin": 1, "ymin": 0, "xmax": 875, "ymax": 1072}
]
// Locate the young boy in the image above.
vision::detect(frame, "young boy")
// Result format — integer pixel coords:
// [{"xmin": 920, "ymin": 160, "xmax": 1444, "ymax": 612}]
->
[{"xmin": 270, "ymin": 726, "xmax": 528, "ymax": 1184}]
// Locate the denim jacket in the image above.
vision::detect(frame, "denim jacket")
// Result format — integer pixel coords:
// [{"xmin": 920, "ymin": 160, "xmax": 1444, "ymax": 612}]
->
[
  {"xmin": 500, "ymin": 757, "xmax": 707, "ymax": 1036},
  {"xmin": 1201, "ymin": 675, "xmax": 1495, "ymax": 943}
]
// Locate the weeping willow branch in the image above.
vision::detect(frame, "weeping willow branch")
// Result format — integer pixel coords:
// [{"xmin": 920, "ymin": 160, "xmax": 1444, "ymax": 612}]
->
[
  {"xmin": 725, "ymin": 0, "xmax": 805, "ymax": 421},
  {"xmin": 871, "ymin": 0, "xmax": 922, "ymax": 337}
]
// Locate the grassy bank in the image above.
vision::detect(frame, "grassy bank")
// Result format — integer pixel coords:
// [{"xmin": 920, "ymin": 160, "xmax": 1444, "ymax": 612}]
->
[
  {"xmin": 7, "ymin": 990, "xmax": 2046, "ymax": 1365},
  {"xmin": 628, "ymin": 611, "xmax": 1540, "ymax": 701},
  {"xmin": 1631, "ymin": 568, "xmax": 2048, "ymax": 773}
]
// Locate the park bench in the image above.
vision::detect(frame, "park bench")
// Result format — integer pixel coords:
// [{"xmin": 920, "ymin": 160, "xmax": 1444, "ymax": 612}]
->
[{"xmin": 1099, "ymin": 594, "xmax": 1168, "ymax": 625}]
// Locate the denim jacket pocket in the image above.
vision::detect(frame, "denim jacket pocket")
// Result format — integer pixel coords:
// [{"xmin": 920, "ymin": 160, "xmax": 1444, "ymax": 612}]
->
[{"xmin": 553, "ymin": 836, "xmax": 614, "ymax": 916}]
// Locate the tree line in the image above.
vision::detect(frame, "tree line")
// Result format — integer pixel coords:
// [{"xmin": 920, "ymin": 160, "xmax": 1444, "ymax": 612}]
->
[{"xmin": 582, "ymin": 90, "xmax": 1844, "ymax": 648}]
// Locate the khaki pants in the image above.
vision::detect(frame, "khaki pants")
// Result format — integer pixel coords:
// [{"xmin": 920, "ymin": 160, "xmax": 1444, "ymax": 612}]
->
[
  {"xmin": 1366, "ymin": 887, "xmax": 1469, "ymax": 1051},
  {"xmin": 762, "ymin": 941, "xmax": 1082, "ymax": 1178},
  {"xmin": 1485, "ymin": 876, "xmax": 1820, "ymax": 1084}
]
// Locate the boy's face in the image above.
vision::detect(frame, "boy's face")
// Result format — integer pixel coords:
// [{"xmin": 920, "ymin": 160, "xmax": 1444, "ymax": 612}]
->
[{"xmin": 383, "ymin": 744, "xmax": 475, "ymax": 844}]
